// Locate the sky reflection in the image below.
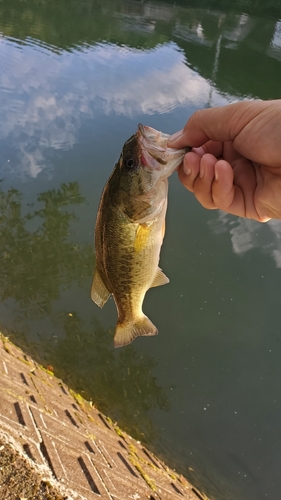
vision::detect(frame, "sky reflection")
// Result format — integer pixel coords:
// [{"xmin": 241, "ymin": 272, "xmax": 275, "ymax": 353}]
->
[
  {"xmin": 209, "ymin": 213, "xmax": 281, "ymax": 268},
  {"xmin": 0, "ymin": 37, "xmax": 231, "ymax": 179}
]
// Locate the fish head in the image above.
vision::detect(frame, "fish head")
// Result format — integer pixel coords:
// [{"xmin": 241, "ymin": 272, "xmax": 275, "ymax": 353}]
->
[
  {"xmin": 118, "ymin": 124, "xmax": 189, "ymax": 189},
  {"xmin": 137, "ymin": 124, "xmax": 189, "ymax": 179},
  {"xmin": 115, "ymin": 124, "xmax": 189, "ymax": 222}
]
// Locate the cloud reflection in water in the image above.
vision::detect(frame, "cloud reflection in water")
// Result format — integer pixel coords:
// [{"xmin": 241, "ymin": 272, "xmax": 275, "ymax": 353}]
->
[
  {"xmin": 0, "ymin": 38, "xmax": 230, "ymax": 179},
  {"xmin": 209, "ymin": 212, "xmax": 281, "ymax": 267}
]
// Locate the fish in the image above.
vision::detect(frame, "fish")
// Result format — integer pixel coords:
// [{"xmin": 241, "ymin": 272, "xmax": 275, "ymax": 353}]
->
[{"xmin": 91, "ymin": 124, "xmax": 189, "ymax": 348}]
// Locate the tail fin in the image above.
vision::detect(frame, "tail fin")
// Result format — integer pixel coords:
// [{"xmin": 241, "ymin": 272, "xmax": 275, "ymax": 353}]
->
[{"xmin": 114, "ymin": 315, "xmax": 158, "ymax": 348}]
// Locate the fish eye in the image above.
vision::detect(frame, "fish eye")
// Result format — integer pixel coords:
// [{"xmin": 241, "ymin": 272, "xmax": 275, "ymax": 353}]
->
[{"xmin": 125, "ymin": 158, "xmax": 135, "ymax": 169}]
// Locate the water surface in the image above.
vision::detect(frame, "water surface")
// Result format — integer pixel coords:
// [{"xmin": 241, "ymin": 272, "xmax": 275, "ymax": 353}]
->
[{"xmin": 1, "ymin": 1, "xmax": 281, "ymax": 499}]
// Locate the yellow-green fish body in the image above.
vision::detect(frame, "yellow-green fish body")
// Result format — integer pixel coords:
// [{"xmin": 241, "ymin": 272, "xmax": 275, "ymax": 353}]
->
[{"xmin": 91, "ymin": 124, "xmax": 188, "ymax": 347}]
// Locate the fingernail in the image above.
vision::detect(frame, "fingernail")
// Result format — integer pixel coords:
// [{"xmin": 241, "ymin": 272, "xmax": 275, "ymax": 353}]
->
[
  {"xmin": 168, "ymin": 129, "xmax": 183, "ymax": 143},
  {"xmin": 215, "ymin": 165, "xmax": 219, "ymax": 181},
  {"xmin": 199, "ymin": 163, "xmax": 205, "ymax": 179},
  {"xmin": 183, "ymin": 165, "xmax": 191, "ymax": 175}
]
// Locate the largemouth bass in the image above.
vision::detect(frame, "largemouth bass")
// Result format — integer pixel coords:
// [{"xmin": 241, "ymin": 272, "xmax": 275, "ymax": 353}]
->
[{"xmin": 91, "ymin": 124, "xmax": 188, "ymax": 348}]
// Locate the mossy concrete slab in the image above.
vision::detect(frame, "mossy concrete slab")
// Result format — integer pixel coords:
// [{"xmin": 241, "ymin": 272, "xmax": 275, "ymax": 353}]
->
[{"xmin": 0, "ymin": 335, "xmax": 208, "ymax": 500}]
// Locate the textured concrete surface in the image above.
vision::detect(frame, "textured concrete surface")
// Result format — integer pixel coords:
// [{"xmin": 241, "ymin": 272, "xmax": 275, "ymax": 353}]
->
[{"xmin": 0, "ymin": 335, "xmax": 208, "ymax": 500}]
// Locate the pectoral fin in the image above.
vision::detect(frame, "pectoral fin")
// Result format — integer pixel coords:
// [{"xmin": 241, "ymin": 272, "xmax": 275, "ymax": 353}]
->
[
  {"xmin": 150, "ymin": 267, "xmax": 169, "ymax": 288},
  {"xmin": 91, "ymin": 268, "xmax": 111, "ymax": 308},
  {"xmin": 134, "ymin": 223, "xmax": 152, "ymax": 253}
]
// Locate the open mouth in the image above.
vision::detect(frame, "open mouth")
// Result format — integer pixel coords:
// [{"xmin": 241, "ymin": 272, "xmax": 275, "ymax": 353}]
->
[
  {"xmin": 137, "ymin": 123, "xmax": 189, "ymax": 178},
  {"xmin": 138, "ymin": 124, "xmax": 169, "ymax": 165}
]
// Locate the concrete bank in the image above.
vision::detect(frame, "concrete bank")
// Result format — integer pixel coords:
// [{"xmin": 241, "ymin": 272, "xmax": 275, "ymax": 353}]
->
[{"xmin": 0, "ymin": 335, "xmax": 209, "ymax": 500}]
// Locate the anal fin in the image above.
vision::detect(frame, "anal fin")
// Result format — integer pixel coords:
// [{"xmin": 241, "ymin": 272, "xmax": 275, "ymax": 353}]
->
[
  {"xmin": 150, "ymin": 267, "xmax": 169, "ymax": 288},
  {"xmin": 91, "ymin": 268, "xmax": 111, "ymax": 308}
]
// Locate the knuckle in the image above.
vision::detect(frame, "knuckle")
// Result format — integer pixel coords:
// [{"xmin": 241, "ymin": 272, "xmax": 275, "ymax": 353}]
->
[
  {"xmin": 194, "ymin": 182, "xmax": 216, "ymax": 209},
  {"xmin": 195, "ymin": 191, "xmax": 215, "ymax": 209}
]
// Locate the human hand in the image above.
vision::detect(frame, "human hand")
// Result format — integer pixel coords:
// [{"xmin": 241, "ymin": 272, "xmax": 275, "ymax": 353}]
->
[{"xmin": 167, "ymin": 100, "xmax": 281, "ymax": 222}]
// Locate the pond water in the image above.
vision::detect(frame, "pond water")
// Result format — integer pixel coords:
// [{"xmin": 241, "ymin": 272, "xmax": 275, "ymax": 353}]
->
[{"xmin": 1, "ymin": 1, "xmax": 281, "ymax": 499}]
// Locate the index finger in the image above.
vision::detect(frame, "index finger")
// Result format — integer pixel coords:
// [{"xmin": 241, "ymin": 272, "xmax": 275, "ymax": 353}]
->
[{"xmin": 167, "ymin": 100, "xmax": 275, "ymax": 149}]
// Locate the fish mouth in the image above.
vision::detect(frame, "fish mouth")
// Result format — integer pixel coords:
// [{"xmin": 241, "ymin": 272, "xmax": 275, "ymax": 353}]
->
[
  {"xmin": 138, "ymin": 124, "xmax": 169, "ymax": 164},
  {"xmin": 137, "ymin": 124, "xmax": 189, "ymax": 176}
]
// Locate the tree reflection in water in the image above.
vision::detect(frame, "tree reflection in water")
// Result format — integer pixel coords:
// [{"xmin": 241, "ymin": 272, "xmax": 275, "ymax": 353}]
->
[
  {"xmin": 0, "ymin": 182, "xmax": 92, "ymax": 313},
  {"xmin": 0, "ymin": 182, "xmax": 170, "ymax": 443}
]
